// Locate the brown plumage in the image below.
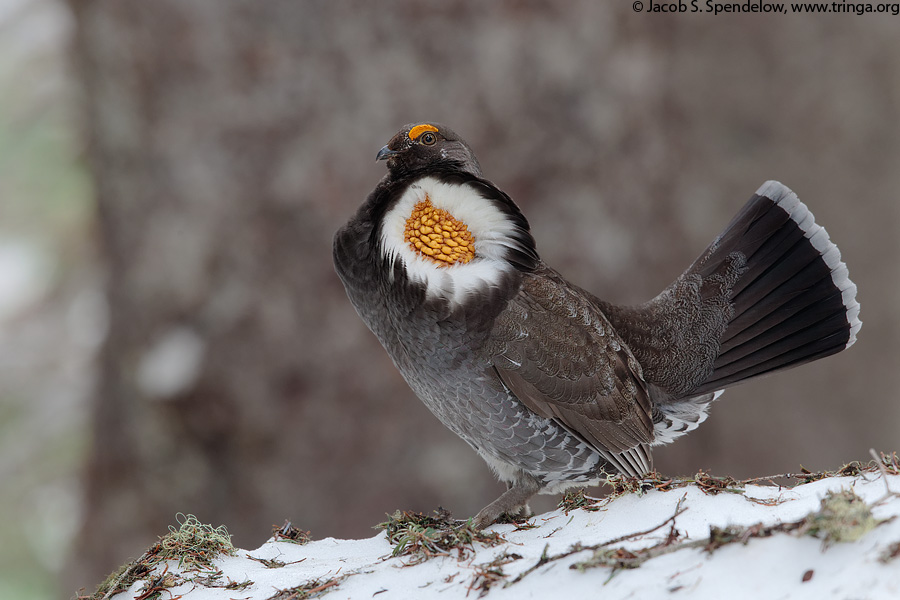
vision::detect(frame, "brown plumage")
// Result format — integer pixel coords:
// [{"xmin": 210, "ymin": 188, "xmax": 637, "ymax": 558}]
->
[{"xmin": 334, "ymin": 123, "xmax": 861, "ymax": 528}]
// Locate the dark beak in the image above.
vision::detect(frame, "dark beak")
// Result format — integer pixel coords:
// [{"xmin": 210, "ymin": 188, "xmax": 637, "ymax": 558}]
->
[{"xmin": 376, "ymin": 145, "xmax": 400, "ymax": 161}]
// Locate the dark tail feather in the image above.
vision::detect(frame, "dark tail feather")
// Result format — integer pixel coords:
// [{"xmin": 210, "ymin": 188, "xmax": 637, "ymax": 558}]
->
[{"xmin": 689, "ymin": 181, "xmax": 860, "ymax": 395}]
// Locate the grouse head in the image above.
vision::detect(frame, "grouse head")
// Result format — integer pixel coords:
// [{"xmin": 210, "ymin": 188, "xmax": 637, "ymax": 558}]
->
[{"xmin": 376, "ymin": 123, "xmax": 482, "ymax": 178}]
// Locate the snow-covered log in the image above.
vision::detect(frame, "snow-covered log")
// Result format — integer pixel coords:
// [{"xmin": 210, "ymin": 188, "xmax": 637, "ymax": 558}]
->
[{"xmin": 93, "ymin": 464, "xmax": 900, "ymax": 600}]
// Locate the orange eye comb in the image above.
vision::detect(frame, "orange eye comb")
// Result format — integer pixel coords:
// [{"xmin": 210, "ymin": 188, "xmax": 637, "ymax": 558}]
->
[{"xmin": 408, "ymin": 124, "xmax": 439, "ymax": 140}]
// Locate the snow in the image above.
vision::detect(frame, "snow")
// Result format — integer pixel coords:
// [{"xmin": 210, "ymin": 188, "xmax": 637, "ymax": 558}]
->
[{"xmin": 109, "ymin": 472, "xmax": 900, "ymax": 600}]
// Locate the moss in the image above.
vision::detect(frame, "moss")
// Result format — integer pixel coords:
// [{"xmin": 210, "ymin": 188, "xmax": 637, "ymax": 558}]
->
[
  {"xmin": 153, "ymin": 513, "xmax": 235, "ymax": 572},
  {"xmin": 802, "ymin": 489, "xmax": 877, "ymax": 544},
  {"xmin": 82, "ymin": 513, "xmax": 235, "ymax": 600},
  {"xmin": 377, "ymin": 508, "xmax": 503, "ymax": 564}
]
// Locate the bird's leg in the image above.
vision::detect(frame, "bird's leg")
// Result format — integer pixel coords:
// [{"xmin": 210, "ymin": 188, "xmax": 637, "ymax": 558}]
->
[{"xmin": 472, "ymin": 473, "xmax": 543, "ymax": 530}]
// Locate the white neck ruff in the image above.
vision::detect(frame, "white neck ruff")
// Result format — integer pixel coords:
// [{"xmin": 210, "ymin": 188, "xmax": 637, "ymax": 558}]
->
[{"xmin": 379, "ymin": 176, "xmax": 523, "ymax": 308}]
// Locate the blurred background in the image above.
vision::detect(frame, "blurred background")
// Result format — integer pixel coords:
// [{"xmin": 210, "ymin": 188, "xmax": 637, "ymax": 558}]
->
[{"xmin": 1, "ymin": 1, "xmax": 897, "ymax": 597}]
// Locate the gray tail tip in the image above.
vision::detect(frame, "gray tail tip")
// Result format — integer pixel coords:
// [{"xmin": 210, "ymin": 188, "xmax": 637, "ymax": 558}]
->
[{"xmin": 756, "ymin": 180, "xmax": 862, "ymax": 349}]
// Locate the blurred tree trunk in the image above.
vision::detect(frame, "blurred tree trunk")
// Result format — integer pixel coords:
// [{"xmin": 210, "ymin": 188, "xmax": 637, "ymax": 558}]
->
[
  {"xmin": 64, "ymin": 0, "xmax": 440, "ymax": 588},
  {"xmin": 65, "ymin": 0, "xmax": 898, "ymax": 592},
  {"xmin": 63, "ymin": 1, "xmax": 657, "ymax": 588}
]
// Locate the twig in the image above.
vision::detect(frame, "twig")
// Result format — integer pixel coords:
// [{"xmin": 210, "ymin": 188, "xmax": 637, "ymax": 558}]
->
[
  {"xmin": 601, "ymin": 494, "xmax": 688, "ymax": 548},
  {"xmin": 869, "ymin": 448, "xmax": 897, "ymax": 504},
  {"xmin": 100, "ymin": 549, "xmax": 156, "ymax": 600},
  {"xmin": 507, "ymin": 494, "xmax": 688, "ymax": 586}
]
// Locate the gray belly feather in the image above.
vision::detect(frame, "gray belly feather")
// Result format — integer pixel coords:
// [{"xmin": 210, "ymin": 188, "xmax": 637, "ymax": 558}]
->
[{"xmin": 383, "ymin": 302, "xmax": 604, "ymax": 488}]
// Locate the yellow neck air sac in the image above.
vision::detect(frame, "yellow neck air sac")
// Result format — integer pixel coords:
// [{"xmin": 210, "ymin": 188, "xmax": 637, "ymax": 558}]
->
[{"xmin": 404, "ymin": 196, "xmax": 476, "ymax": 266}]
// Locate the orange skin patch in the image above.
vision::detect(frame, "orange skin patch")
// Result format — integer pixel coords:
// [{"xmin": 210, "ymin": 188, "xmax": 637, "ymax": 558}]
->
[
  {"xmin": 408, "ymin": 124, "xmax": 439, "ymax": 140},
  {"xmin": 404, "ymin": 196, "xmax": 476, "ymax": 266}
]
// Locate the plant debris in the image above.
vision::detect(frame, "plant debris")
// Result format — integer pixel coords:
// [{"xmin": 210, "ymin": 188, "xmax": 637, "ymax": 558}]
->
[
  {"xmin": 511, "ymin": 519, "xmax": 539, "ymax": 531},
  {"xmin": 265, "ymin": 576, "xmax": 343, "ymax": 600},
  {"xmin": 507, "ymin": 496, "xmax": 689, "ymax": 586},
  {"xmin": 801, "ymin": 489, "xmax": 879, "ymax": 544},
  {"xmin": 377, "ymin": 508, "xmax": 504, "ymax": 564},
  {"xmin": 273, "ymin": 520, "xmax": 312, "ymax": 544},
  {"xmin": 80, "ymin": 514, "xmax": 236, "ymax": 600},
  {"xmin": 133, "ymin": 563, "xmax": 179, "ymax": 600},
  {"xmin": 880, "ymin": 540, "xmax": 900, "ymax": 563},
  {"xmin": 225, "ymin": 578, "xmax": 254, "ymax": 590},
  {"xmin": 566, "ymin": 488, "xmax": 887, "ymax": 582},
  {"xmin": 691, "ymin": 471, "xmax": 743, "ymax": 495},
  {"xmin": 157, "ymin": 513, "xmax": 236, "ymax": 572},
  {"xmin": 248, "ymin": 555, "xmax": 288, "ymax": 568},
  {"xmin": 467, "ymin": 552, "xmax": 523, "ymax": 597},
  {"xmin": 81, "ymin": 555, "xmax": 155, "ymax": 600},
  {"xmin": 559, "ymin": 489, "xmax": 603, "ymax": 513},
  {"xmin": 190, "ymin": 571, "xmax": 254, "ymax": 590},
  {"xmin": 494, "ymin": 510, "xmax": 534, "ymax": 525},
  {"xmin": 148, "ymin": 513, "xmax": 235, "ymax": 571},
  {"xmin": 559, "ymin": 453, "xmax": 900, "ymax": 518}
]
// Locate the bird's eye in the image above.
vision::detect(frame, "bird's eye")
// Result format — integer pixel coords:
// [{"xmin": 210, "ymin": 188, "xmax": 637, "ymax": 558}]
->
[{"xmin": 420, "ymin": 132, "xmax": 437, "ymax": 145}]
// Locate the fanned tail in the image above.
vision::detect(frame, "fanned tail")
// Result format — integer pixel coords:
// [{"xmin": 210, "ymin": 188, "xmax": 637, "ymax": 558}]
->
[
  {"xmin": 599, "ymin": 181, "xmax": 860, "ymax": 445},
  {"xmin": 689, "ymin": 181, "xmax": 860, "ymax": 395}
]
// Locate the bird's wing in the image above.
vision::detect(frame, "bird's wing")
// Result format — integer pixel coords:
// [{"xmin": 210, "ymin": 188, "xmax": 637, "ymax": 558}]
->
[{"xmin": 487, "ymin": 265, "xmax": 655, "ymax": 478}]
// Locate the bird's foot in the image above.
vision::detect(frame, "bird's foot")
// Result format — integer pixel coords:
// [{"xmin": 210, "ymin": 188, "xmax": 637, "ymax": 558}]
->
[{"xmin": 471, "ymin": 475, "xmax": 542, "ymax": 530}]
